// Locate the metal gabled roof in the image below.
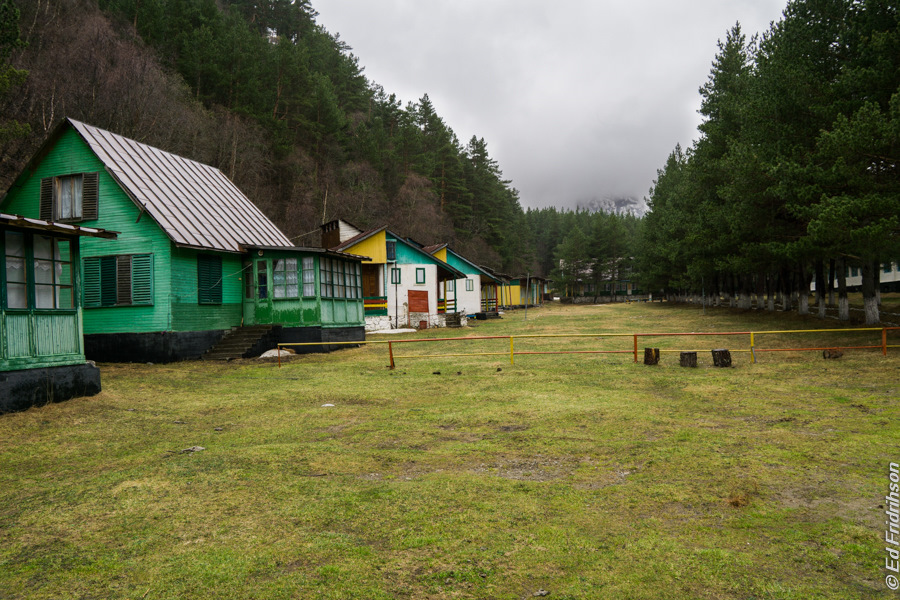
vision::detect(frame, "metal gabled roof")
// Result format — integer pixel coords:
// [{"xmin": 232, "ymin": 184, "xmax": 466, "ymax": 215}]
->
[{"xmin": 68, "ymin": 119, "xmax": 292, "ymax": 253}]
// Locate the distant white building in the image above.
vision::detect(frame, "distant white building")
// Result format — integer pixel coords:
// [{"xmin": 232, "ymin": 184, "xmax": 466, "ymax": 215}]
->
[{"xmin": 811, "ymin": 261, "xmax": 900, "ymax": 292}]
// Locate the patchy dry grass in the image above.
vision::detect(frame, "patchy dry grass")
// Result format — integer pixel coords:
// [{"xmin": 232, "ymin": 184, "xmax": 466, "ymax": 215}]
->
[{"xmin": 1, "ymin": 302, "xmax": 898, "ymax": 599}]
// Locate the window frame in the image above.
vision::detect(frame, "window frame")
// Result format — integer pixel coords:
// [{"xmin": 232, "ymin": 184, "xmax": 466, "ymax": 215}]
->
[
  {"xmin": 83, "ymin": 254, "xmax": 154, "ymax": 308},
  {"xmin": 272, "ymin": 257, "xmax": 299, "ymax": 300},
  {"xmin": 416, "ymin": 268, "xmax": 425, "ymax": 285},
  {"xmin": 390, "ymin": 267, "xmax": 401, "ymax": 285},
  {"xmin": 466, "ymin": 278, "xmax": 474, "ymax": 292},
  {"xmin": 3, "ymin": 231, "xmax": 76, "ymax": 311},
  {"xmin": 302, "ymin": 256, "xmax": 316, "ymax": 297},
  {"xmin": 40, "ymin": 172, "xmax": 99, "ymax": 223},
  {"xmin": 33, "ymin": 234, "xmax": 74, "ymax": 310}
]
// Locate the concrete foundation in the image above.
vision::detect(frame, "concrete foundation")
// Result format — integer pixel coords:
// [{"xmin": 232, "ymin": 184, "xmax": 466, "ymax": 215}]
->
[
  {"xmin": 85, "ymin": 330, "xmax": 227, "ymax": 363},
  {"xmin": 279, "ymin": 326, "xmax": 366, "ymax": 354},
  {"xmin": 0, "ymin": 363, "xmax": 101, "ymax": 413},
  {"xmin": 86, "ymin": 325, "xmax": 367, "ymax": 363}
]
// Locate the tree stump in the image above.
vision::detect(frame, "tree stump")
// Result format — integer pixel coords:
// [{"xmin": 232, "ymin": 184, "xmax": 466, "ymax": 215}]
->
[
  {"xmin": 679, "ymin": 351, "xmax": 697, "ymax": 368},
  {"xmin": 711, "ymin": 349, "xmax": 732, "ymax": 367},
  {"xmin": 644, "ymin": 347, "xmax": 660, "ymax": 365}
]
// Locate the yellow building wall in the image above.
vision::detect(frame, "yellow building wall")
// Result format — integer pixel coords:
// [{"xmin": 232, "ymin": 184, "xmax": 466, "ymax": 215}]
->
[
  {"xmin": 433, "ymin": 248, "xmax": 447, "ymax": 262},
  {"xmin": 501, "ymin": 285, "xmax": 520, "ymax": 305},
  {"xmin": 344, "ymin": 230, "xmax": 387, "ymax": 264}
]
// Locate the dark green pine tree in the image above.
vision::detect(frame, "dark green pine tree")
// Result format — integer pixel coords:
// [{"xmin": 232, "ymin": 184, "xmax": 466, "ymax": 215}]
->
[{"xmin": 0, "ymin": 0, "xmax": 29, "ymax": 142}]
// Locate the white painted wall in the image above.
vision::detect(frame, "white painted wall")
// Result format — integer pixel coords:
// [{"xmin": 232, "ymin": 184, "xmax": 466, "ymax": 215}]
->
[
  {"xmin": 384, "ymin": 263, "xmax": 438, "ymax": 327},
  {"xmin": 439, "ymin": 274, "xmax": 482, "ymax": 314}
]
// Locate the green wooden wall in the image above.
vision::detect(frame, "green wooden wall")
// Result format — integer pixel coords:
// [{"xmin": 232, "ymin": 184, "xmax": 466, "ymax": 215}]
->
[
  {"xmin": 170, "ymin": 247, "xmax": 242, "ymax": 332},
  {"xmin": 388, "ymin": 234, "xmax": 445, "ymax": 268}
]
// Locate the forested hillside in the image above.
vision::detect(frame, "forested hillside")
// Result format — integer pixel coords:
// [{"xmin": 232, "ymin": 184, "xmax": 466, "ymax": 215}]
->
[
  {"xmin": 641, "ymin": 0, "xmax": 899, "ymax": 324},
  {"xmin": 1, "ymin": 0, "xmax": 603, "ymax": 276}
]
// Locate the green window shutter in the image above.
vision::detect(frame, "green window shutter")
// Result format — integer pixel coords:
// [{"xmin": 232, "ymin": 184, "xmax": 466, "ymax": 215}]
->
[
  {"xmin": 40, "ymin": 178, "xmax": 53, "ymax": 221},
  {"xmin": 82, "ymin": 172, "xmax": 99, "ymax": 220},
  {"xmin": 197, "ymin": 254, "xmax": 222, "ymax": 304},
  {"xmin": 100, "ymin": 256, "xmax": 117, "ymax": 306},
  {"xmin": 131, "ymin": 254, "xmax": 153, "ymax": 305},
  {"xmin": 83, "ymin": 254, "xmax": 152, "ymax": 307},
  {"xmin": 83, "ymin": 257, "xmax": 101, "ymax": 307},
  {"xmin": 116, "ymin": 255, "xmax": 132, "ymax": 305}
]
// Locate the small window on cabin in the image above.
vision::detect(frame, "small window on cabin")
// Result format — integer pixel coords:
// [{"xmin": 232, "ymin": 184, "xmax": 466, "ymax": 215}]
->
[
  {"xmin": 447, "ymin": 280, "xmax": 455, "ymax": 292},
  {"xmin": 390, "ymin": 268, "xmax": 401, "ymax": 285},
  {"xmin": 34, "ymin": 236, "xmax": 73, "ymax": 309},
  {"xmin": 340, "ymin": 263, "xmax": 348, "ymax": 299},
  {"xmin": 850, "ymin": 266, "xmax": 859, "ymax": 277},
  {"xmin": 320, "ymin": 258, "xmax": 331, "ymax": 297},
  {"xmin": 83, "ymin": 254, "xmax": 153, "ymax": 307},
  {"xmin": 197, "ymin": 254, "xmax": 223, "ymax": 304},
  {"xmin": 4, "ymin": 231, "xmax": 27, "ymax": 309},
  {"xmin": 320, "ymin": 257, "xmax": 342, "ymax": 298},
  {"xmin": 302, "ymin": 257, "xmax": 316, "ymax": 297},
  {"xmin": 343, "ymin": 262, "xmax": 357, "ymax": 299},
  {"xmin": 55, "ymin": 175, "xmax": 83, "ymax": 220},
  {"xmin": 256, "ymin": 260, "xmax": 268, "ymax": 299},
  {"xmin": 40, "ymin": 173, "xmax": 99, "ymax": 223},
  {"xmin": 466, "ymin": 279, "xmax": 474, "ymax": 292},
  {"xmin": 884, "ymin": 263, "xmax": 892, "ymax": 274},
  {"xmin": 243, "ymin": 260, "xmax": 253, "ymax": 299},
  {"xmin": 386, "ymin": 241, "xmax": 396, "ymax": 261},
  {"xmin": 273, "ymin": 258, "xmax": 298, "ymax": 299},
  {"xmin": 416, "ymin": 268, "xmax": 425, "ymax": 284}
]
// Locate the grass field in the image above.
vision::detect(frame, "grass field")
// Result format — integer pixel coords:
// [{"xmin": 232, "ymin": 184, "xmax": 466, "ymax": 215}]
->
[{"xmin": 1, "ymin": 302, "xmax": 898, "ymax": 599}]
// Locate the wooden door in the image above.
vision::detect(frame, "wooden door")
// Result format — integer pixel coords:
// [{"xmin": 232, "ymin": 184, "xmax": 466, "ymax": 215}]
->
[
  {"xmin": 408, "ymin": 290, "xmax": 429, "ymax": 313},
  {"xmin": 362, "ymin": 264, "xmax": 379, "ymax": 297}
]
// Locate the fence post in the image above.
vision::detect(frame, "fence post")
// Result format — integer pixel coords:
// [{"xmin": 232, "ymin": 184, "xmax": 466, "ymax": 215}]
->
[
  {"xmin": 510, "ymin": 336, "xmax": 515, "ymax": 365},
  {"xmin": 750, "ymin": 332, "xmax": 756, "ymax": 364},
  {"xmin": 633, "ymin": 334, "xmax": 638, "ymax": 363},
  {"xmin": 389, "ymin": 341, "xmax": 395, "ymax": 369}
]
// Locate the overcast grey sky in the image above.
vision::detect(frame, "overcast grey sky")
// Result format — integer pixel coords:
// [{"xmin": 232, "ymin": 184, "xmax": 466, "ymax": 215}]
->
[{"xmin": 314, "ymin": 0, "xmax": 788, "ymax": 211}]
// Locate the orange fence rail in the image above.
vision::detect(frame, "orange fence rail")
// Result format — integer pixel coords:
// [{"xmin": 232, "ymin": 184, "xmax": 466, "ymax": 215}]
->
[{"xmin": 277, "ymin": 327, "xmax": 899, "ymax": 368}]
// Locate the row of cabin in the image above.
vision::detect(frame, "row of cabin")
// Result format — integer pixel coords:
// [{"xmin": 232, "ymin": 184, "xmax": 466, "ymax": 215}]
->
[
  {"xmin": 321, "ymin": 221, "xmax": 548, "ymax": 330},
  {"xmin": 0, "ymin": 119, "xmax": 546, "ymax": 408}
]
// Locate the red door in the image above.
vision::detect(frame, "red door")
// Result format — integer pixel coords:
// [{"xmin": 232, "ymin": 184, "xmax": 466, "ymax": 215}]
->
[{"xmin": 408, "ymin": 290, "xmax": 429, "ymax": 313}]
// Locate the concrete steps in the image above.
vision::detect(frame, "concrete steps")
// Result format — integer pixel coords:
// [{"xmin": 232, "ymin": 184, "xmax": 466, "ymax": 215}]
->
[{"xmin": 203, "ymin": 325, "xmax": 276, "ymax": 360}]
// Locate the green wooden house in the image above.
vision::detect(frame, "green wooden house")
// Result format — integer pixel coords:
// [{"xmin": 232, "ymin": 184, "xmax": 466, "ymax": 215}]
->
[
  {"xmin": 0, "ymin": 213, "xmax": 117, "ymax": 411},
  {"xmin": 1, "ymin": 119, "xmax": 365, "ymax": 362}
]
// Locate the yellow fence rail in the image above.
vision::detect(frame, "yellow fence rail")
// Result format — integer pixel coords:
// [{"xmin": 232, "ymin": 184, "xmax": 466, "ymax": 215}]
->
[{"xmin": 276, "ymin": 327, "xmax": 899, "ymax": 368}]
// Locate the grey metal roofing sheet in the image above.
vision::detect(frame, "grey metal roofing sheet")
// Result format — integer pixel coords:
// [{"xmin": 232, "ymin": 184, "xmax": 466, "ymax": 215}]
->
[{"xmin": 69, "ymin": 119, "xmax": 291, "ymax": 252}]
